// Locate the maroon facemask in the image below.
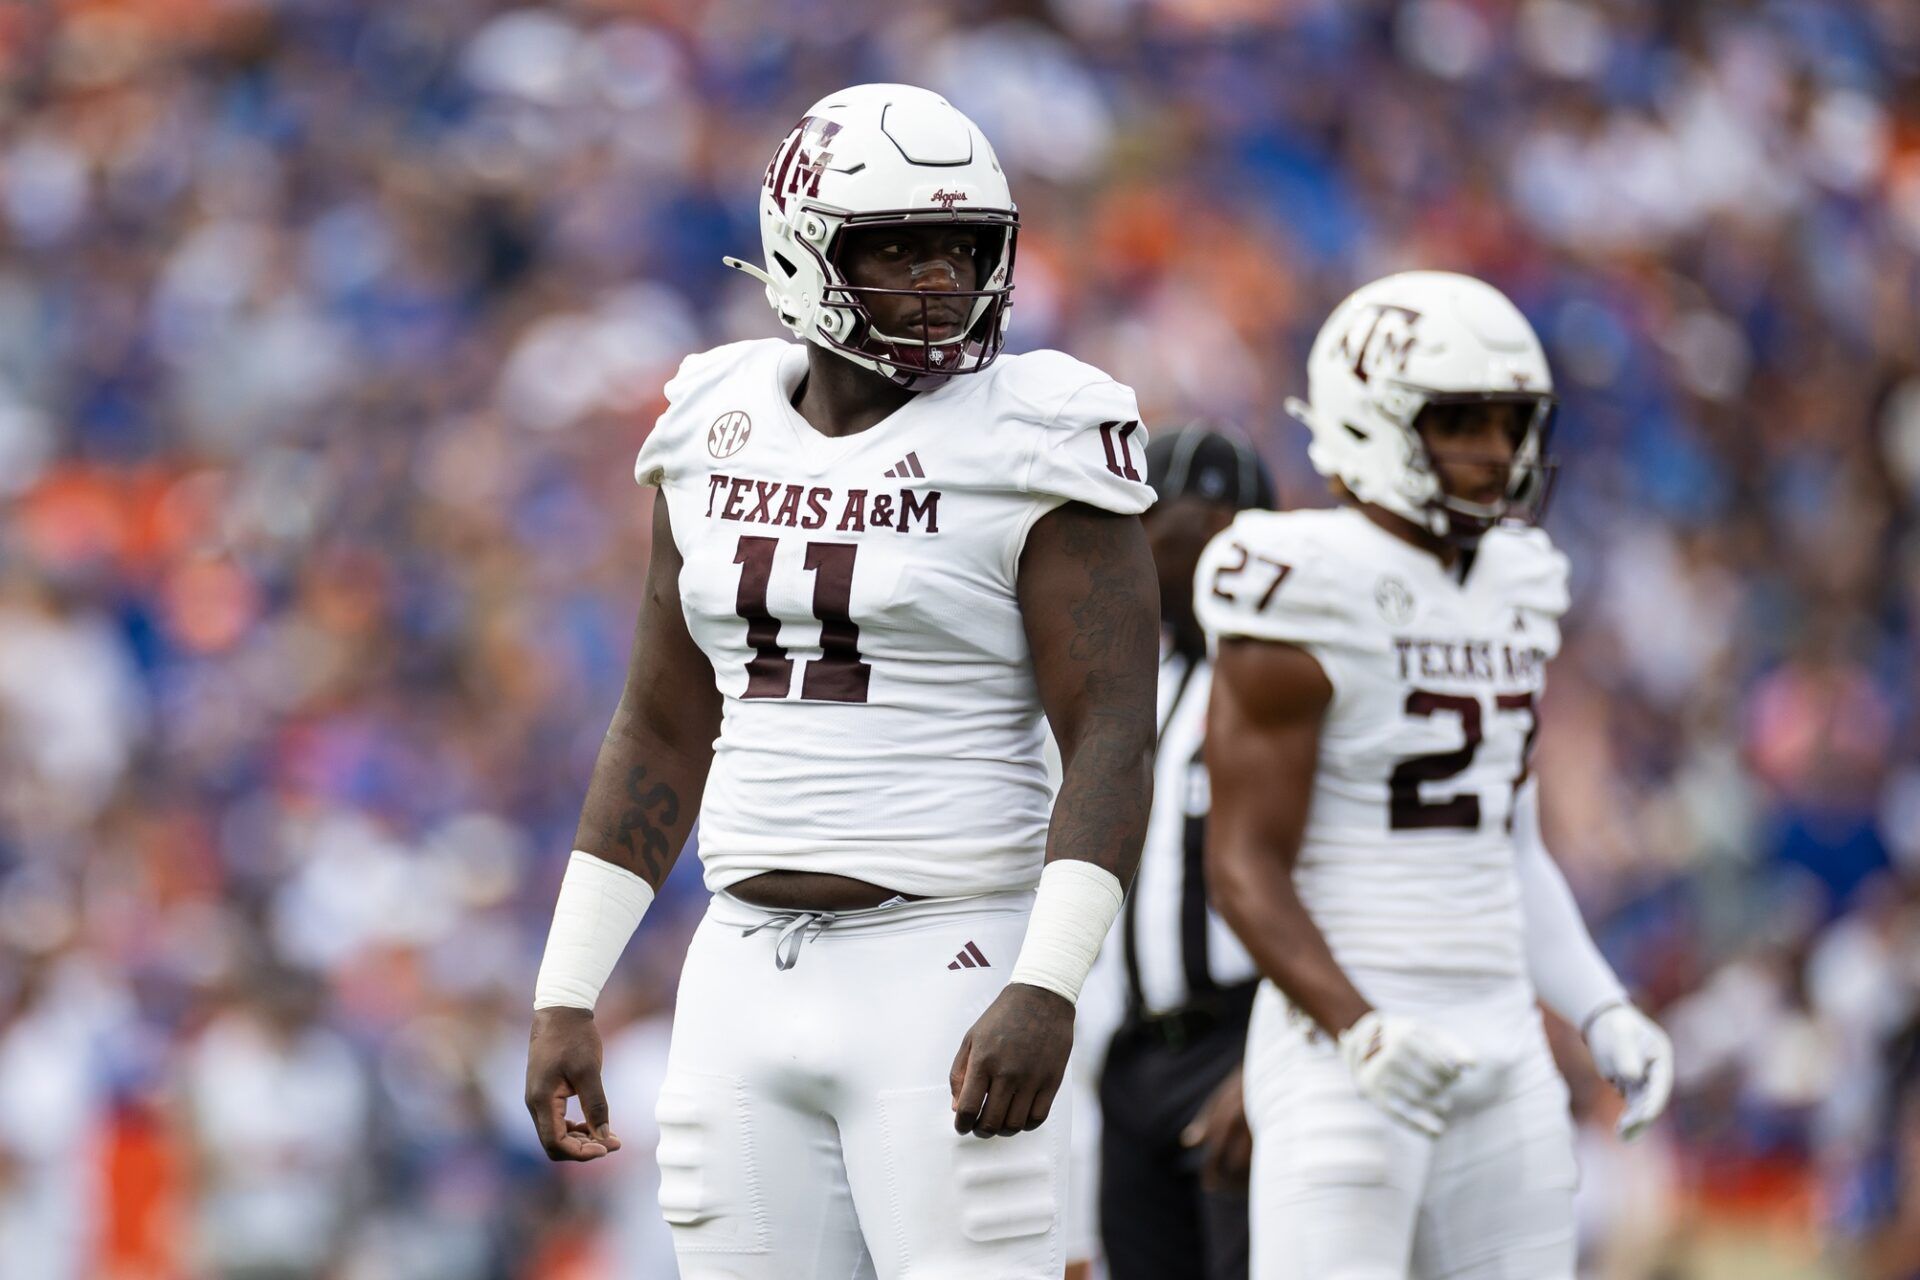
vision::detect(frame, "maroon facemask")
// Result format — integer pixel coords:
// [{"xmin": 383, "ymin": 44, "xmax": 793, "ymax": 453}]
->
[
  {"xmin": 806, "ymin": 208, "xmax": 1019, "ymax": 385},
  {"xmin": 1412, "ymin": 392, "xmax": 1560, "ymax": 543}
]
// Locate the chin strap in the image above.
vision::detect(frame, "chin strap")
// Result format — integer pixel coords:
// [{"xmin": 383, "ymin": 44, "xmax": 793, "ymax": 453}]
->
[{"xmin": 722, "ymin": 255, "xmax": 778, "ymax": 288}]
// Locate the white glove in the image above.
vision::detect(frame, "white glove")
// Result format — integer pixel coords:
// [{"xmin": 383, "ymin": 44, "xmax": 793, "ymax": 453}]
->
[
  {"xmin": 1338, "ymin": 1010, "xmax": 1476, "ymax": 1137},
  {"xmin": 1583, "ymin": 1002, "xmax": 1674, "ymax": 1141}
]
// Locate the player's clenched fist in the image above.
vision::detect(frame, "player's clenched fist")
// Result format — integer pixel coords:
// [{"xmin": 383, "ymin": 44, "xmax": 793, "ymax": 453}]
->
[
  {"xmin": 1337, "ymin": 1009, "xmax": 1477, "ymax": 1137},
  {"xmin": 525, "ymin": 1007, "xmax": 623, "ymax": 1161},
  {"xmin": 949, "ymin": 982, "xmax": 1076, "ymax": 1138}
]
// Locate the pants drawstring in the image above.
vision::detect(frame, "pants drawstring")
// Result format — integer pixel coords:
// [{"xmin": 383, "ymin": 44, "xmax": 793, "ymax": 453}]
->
[{"xmin": 740, "ymin": 910, "xmax": 839, "ymax": 970}]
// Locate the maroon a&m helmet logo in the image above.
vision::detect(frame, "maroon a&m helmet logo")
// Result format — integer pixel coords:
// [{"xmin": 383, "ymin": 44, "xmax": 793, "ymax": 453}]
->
[
  {"xmin": 928, "ymin": 188, "xmax": 968, "ymax": 211},
  {"xmin": 1339, "ymin": 303, "xmax": 1422, "ymax": 384},
  {"xmin": 764, "ymin": 116, "xmax": 843, "ymax": 213},
  {"xmin": 707, "ymin": 411, "xmax": 751, "ymax": 459}
]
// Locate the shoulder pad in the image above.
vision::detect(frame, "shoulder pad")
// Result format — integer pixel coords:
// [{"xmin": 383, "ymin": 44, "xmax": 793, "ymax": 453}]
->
[
  {"xmin": 988, "ymin": 349, "xmax": 1121, "ymax": 424},
  {"xmin": 1479, "ymin": 525, "xmax": 1570, "ymax": 621},
  {"xmin": 1006, "ymin": 352, "xmax": 1154, "ymax": 516},
  {"xmin": 634, "ymin": 340, "xmax": 784, "ymax": 487},
  {"xmin": 666, "ymin": 340, "xmax": 774, "ymax": 404},
  {"xmin": 1194, "ymin": 509, "xmax": 1365, "ymax": 648}
]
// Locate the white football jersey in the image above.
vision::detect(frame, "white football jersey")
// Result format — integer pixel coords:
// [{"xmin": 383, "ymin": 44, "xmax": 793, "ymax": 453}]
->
[
  {"xmin": 636, "ymin": 338, "xmax": 1153, "ymax": 898},
  {"xmin": 1194, "ymin": 506, "xmax": 1569, "ymax": 1004}
]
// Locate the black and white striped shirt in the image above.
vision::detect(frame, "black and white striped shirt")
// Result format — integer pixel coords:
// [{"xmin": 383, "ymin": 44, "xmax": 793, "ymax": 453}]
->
[{"xmin": 1120, "ymin": 645, "xmax": 1257, "ymax": 1017}]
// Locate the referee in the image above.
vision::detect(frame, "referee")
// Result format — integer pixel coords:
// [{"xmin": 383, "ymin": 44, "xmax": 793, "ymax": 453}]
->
[{"xmin": 1100, "ymin": 427, "xmax": 1274, "ymax": 1280}]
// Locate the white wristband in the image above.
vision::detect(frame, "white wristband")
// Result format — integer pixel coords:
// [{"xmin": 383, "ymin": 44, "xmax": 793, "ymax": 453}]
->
[
  {"xmin": 1008, "ymin": 860, "xmax": 1125, "ymax": 1005},
  {"xmin": 533, "ymin": 850, "xmax": 655, "ymax": 1011}
]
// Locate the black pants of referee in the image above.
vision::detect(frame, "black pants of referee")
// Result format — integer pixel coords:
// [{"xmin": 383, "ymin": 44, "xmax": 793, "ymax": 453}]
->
[{"xmin": 1098, "ymin": 982, "xmax": 1254, "ymax": 1280}]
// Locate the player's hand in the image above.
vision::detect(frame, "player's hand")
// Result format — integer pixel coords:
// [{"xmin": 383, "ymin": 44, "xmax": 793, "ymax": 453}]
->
[
  {"xmin": 1180, "ymin": 1064, "xmax": 1251, "ymax": 1191},
  {"xmin": 949, "ymin": 982, "xmax": 1075, "ymax": 1139},
  {"xmin": 1337, "ymin": 1010, "xmax": 1475, "ymax": 1138},
  {"xmin": 525, "ymin": 1006, "xmax": 623, "ymax": 1161},
  {"xmin": 1584, "ymin": 1003, "xmax": 1673, "ymax": 1141}
]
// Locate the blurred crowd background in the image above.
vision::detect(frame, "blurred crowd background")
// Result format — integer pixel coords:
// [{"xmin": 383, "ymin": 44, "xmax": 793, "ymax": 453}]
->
[{"xmin": 4, "ymin": 0, "xmax": 1920, "ymax": 1276}]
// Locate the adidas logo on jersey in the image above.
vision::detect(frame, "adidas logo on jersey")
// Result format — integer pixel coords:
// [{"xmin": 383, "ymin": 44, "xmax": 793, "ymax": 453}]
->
[
  {"xmin": 947, "ymin": 941, "xmax": 990, "ymax": 970},
  {"xmin": 884, "ymin": 452, "xmax": 926, "ymax": 479}
]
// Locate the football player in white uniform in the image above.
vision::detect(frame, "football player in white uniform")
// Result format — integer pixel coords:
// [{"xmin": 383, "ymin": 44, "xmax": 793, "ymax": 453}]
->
[
  {"xmin": 523, "ymin": 84, "xmax": 1159, "ymax": 1279},
  {"xmin": 1196, "ymin": 272, "xmax": 1675, "ymax": 1279}
]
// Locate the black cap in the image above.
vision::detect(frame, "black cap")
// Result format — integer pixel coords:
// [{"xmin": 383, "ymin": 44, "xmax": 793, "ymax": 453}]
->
[{"xmin": 1146, "ymin": 426, "xmax": 1275, "ymax": 511}]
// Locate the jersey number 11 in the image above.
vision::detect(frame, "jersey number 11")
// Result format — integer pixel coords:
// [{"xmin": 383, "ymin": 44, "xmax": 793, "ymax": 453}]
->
[{"xmin": 731, "ymin": 535, "xmax": 871, "ymax": 703}]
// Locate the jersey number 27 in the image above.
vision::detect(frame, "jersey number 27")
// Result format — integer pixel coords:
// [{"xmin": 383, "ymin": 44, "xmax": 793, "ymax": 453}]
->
[{"xmin": 1390, "ymin": 690, "xmax": 1536, "ymax": 831}]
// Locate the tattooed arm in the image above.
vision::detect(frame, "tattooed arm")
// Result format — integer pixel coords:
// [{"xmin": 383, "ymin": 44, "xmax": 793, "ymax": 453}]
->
[
  {"xmin": 1020, "ymin": 502, "xmax": 1159, "ymax": 882},
  {"xmin": 949, "ymin": 502, "xmax": 1159, "ymax": 1138},
  {"xmin": 571, "ymin": 498, "xmax": 721, "ymax": 888},
  {"xmin": 526, "ymin": 497, "xmax": 720, "ymax": 1162}
]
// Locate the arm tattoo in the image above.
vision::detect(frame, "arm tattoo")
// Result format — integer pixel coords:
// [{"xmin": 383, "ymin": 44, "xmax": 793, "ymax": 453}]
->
[
  {"xmin": 570, "ymin": 497, "xmax": 718, "ymax": 890},
  {"xmin": 1024, "ymin": 507, "xmax": 1158, "ymax": 883},
  {"xmin": 616, "ymin": 764, "xmax": 681, "ymax": 882},
  {"xmin": 574, "ymin": 698, "xmax": 711, "ymax": 889}
]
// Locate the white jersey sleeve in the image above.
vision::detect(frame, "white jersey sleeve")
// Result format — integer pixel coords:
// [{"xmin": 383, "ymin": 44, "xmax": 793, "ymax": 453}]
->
[
  {"xmin": 1014, "ymin": 355, "xmax": 1155, "ymax": 517},
  {"xmin": 634, "ymin": 341, "xmax": 768, "ymax": 489},
  {"xmin": 1479, "ymin": 525, "xmax": 1571, "ymax": 622},
  {"xmin": 1193, "ymin": 510, "xmax": 1373, "ymax": 700}
]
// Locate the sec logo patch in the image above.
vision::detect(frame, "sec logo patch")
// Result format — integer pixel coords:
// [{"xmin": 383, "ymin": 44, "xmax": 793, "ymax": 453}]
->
[
  {"xmin": 707, "ymin": 411, "xmax": 751, "ymax": 459},
  {"xmin": 1374, "ymin": 575, "xmax": 1415, "ymax": 626}
]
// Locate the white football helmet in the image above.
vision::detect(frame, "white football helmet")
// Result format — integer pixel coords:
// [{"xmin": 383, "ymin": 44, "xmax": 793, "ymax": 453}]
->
[
  {"xmin": 1286, "ymin": 271, "xmax": 1557, "ymax": 540},
  {"xmin": 724, "ymin": 84, "xmax": 1017, "ymax": 388}
]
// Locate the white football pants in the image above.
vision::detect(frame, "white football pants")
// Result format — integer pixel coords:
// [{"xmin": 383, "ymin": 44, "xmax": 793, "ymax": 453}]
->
[
  {"xmin": 655, "ymin": 889, "xmax": 1069, "ymax": 1280},
  {"xmin": 1245, "ymin": 981, "xmax": 1577, "ymax": 1280}
]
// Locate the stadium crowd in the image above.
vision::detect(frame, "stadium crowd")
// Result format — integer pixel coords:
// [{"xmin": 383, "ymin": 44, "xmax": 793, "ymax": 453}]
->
[{"xmin": 3, "ymin": 0, "xmax": 1919, "ymax": 1276}]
